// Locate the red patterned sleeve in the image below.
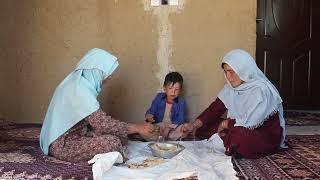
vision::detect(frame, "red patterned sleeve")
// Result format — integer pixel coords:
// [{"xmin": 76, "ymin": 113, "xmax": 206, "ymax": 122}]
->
[{"xmin": 197, "ymin": 98, "xmax": 227, "ymax": 126}]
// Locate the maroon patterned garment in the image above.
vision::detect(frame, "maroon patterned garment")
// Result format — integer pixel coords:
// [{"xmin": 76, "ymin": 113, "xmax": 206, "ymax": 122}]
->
[
  {"xmin": 196, "ymin": 98, "xmax": 282, "ymax": 159},
  {"xmin": 50, "ymin": 109, "xmax": 129, "ymax": 163}
]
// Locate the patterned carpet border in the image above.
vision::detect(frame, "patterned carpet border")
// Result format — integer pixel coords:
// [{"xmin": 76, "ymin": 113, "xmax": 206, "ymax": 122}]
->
[{"xmin": 233, "ymin": 135, "xmax": 320, "ymax": 180}]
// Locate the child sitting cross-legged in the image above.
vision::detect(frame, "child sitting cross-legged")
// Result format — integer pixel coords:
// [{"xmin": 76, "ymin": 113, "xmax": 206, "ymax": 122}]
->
[{"xmin": 145, "ymin": 72, "xmax": 186, "ymax": 141}]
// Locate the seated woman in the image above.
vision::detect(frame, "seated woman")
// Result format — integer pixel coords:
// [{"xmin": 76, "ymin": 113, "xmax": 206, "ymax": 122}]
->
[
  {"xmin": 182, "ymin": 49, "xmax": 286, "ymax": 159},
  {"xmin": 40, "ymin": 48, "xmax": 153, "ymax": 163}
]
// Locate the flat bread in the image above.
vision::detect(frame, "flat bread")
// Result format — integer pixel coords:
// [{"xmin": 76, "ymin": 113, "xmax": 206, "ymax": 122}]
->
[{"xmin": 127, "ymin": 157, "xmax": 164, "ymax": 169}]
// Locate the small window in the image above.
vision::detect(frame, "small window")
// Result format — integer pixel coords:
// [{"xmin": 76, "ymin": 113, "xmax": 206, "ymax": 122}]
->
[
  {"xmin": 151, "ymin": 0, "xmax": 178, "ymax": 6},
  {"xmin": 161, "ymin": 0, "xmax": 168, "ymax": 5}
]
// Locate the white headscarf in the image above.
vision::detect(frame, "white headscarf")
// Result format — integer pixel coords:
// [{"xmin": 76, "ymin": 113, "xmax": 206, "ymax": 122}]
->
[
  {"xmin": 40, "ymin": 48, "xmax": 119, "ymax": 155},
  {"xmin": 217, "ymin": 49, "xmax": 286, "ymax": 148}
]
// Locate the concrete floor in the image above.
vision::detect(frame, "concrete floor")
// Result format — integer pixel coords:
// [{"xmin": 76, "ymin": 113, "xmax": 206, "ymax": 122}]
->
[{"xmin": 286, "ymin": 125, "xmax": 320, "ymax": 135}]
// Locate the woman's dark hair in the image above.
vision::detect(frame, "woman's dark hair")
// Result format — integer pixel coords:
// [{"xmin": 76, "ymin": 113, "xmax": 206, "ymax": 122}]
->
[{"xmin": 164, "ymin": 72, "xmax": 183, "ymax": 87}]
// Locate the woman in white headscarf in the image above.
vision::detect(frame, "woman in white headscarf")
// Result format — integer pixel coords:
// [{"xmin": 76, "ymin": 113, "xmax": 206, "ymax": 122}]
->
[
  {"xmin": 40, "ymin": 48, "xmax": 153, "ymax": 163},
  {"xmin": 182, "ymin": 49, "xmax": 286, "ymax": 158}
]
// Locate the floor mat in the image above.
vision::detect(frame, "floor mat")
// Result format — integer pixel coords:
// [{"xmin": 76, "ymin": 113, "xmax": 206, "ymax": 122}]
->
[
  {"xmin": 233, "ymin": 135, "xmax": 320, "ymax": 179},
  {"xmin": 1, "ymin": 122, "xmax": 319, "ymax": 180},
  {"xmin": 285, "ymin": 111, "xmax": 320, "ymax": 126},
  {"xmin": 0, "ymin": 122, "xmax": 92, "ymax": 180}
]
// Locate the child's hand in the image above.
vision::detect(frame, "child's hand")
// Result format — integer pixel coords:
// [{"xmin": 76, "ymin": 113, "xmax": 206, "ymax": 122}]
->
[{"xmin": 146, "ymin": 114, "xmax": 155, "ymax": 123}]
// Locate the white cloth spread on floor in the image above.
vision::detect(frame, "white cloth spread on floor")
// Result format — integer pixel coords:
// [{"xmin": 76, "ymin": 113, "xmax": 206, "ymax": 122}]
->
[{"xmin": 88, "ymin": 133, "xmax": 237, "ymax": 180}]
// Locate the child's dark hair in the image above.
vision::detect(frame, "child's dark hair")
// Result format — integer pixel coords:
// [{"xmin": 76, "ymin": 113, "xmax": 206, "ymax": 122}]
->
[{"xmin": 164, "ymin": 72, "xmax": 183, "ymax": 87}]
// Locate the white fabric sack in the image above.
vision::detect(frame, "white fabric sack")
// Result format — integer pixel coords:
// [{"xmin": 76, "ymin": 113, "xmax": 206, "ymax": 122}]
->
[{"xmin": 88, "ymin": 152, "xmax": 123, "ymax": 180}]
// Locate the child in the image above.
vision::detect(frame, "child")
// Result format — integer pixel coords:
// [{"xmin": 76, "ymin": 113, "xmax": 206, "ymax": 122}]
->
[{"xmin": 145, "ymin": 72, "xmax": 186, "ymax": 140}]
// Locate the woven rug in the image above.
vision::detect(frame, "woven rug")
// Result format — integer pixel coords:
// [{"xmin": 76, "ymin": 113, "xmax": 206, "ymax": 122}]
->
[
  {"xmin": 0, "ymin": 121, "xmax": 93, "ymax": 180},
  {"xmin": 1, "ymin": 120, "xmax": 319, "ymax": 180},
  {"xmin": 285, "ymin": 111, "xmax": 320, "ymax": 126},
  {"xmin": 233, "ymin": 135, "xmax": 320, "ymax": 179}
]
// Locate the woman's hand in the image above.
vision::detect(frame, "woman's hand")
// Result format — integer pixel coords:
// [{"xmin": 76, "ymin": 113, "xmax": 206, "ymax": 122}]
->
[
  {"xmin": 181, "ymin": 119, "xmax": 203, "ymax": 138},
  {"xmin": 181, "ymin": 123, "xmax": 193, "ymax": 138},
  {"xmin": 138, "ymin": 123, "xmax": 155, "ymax": 137},
  {"xmin": 217, "ymin": 119, "xmax": 229, "ymax": 137},
  {"xmin": 128, "ymin": 123, "xmax": 154, "ymax": 136}
]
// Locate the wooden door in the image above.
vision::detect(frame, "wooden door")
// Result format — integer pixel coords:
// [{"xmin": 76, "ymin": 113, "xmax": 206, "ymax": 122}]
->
[{"xmin": 256, "ymin": 0, "xmax": 320, "ymax": 109}]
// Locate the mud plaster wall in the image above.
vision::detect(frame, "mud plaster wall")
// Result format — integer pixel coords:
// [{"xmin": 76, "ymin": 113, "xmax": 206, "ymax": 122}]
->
[{"xmin": 0, "ymin": 0, "xmax": 256, "ymax": 123}]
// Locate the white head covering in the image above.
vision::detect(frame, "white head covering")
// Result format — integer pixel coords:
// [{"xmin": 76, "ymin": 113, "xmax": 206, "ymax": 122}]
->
[
  {"xmin": 217, "ymin": 49, "xmax": 286, "ymax": 148},
  {"xmin": 40, "ymin": 48, "xmax": 119, "ymax": 155}
]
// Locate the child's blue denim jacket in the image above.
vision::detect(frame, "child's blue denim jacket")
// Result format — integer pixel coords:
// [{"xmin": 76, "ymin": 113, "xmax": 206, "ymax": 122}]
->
[{"xmin": 146, "ymin": 92, "xmax": 186, "ymax": 125}]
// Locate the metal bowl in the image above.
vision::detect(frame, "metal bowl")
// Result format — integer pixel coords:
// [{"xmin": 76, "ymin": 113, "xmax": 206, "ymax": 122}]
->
[{"xmin": 148, "ymin": 142, "xmax": 185, "ymax": 159}]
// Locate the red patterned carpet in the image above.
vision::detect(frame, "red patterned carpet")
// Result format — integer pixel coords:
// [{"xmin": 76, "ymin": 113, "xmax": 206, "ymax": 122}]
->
[
  {"xmin": 0, "ymin": 122, "xmax": 92, "ymax": 180},
  {"xmin": 233, "ymin": 135, "xmax": 320, "ymax": 179},
  {"xmin": 285, "ymin": 111, "xmax": 320, "ymax": 126},
  {"xmin": 0, "ymin": 120, "xmax": 319, "ymax": 179}
]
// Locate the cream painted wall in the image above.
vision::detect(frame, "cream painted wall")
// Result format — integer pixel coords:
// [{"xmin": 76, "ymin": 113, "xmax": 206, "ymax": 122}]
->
[
  {"xmin": 0, "ymin": 0, "xmax": 113, "ymax": 122},
  {"xmin": 0, "ymin": 0, "xmax": 256, "ymax": 123}
]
